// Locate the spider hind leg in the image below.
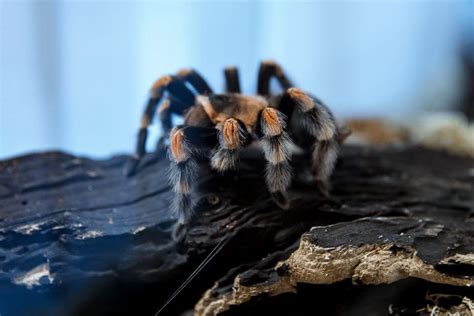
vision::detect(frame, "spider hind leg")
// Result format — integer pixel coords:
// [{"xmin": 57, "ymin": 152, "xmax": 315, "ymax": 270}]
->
[
  {"xmin": 257, "ymin": 60, "xmax": 293, "ymax": 96},
  {"xmin": 224, "ymin": 66, "xmax": 241, "ymax": 93}
]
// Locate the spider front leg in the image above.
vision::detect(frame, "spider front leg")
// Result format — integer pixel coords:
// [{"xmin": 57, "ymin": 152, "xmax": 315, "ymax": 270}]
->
[
  {"xmin": 168, "ymin": 126, "xmax": 217, "ymax": 224},
  {"xmin": 258, "ymin": 107, "xmax": 293, "ymax": 209},
  {"xmin": 280, "ymin": 88, "xmax": 338, "ymax": 196},
  {"xmin": 211, "ymin": 118, "xmax": 249, "ymax": 172}
]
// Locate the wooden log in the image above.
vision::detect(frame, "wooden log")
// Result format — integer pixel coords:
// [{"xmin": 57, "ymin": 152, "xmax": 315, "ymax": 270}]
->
[{"xmin": 0, "ymin": 145, "xmax": 472, "ymax": 315}]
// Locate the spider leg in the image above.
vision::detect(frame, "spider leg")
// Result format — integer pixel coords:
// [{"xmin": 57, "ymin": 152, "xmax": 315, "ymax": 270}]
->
[
  {"xmin": 169, "ymin": 126, "xmax": 218, "ymax": 223},
  {"xmin": 155, "ymin": 97, "xmax": 188, "ymax": 150},
  {"xmin": 125, "ymin": 75, "xmax": 198, "ymax": 176},
  {"xmin": 177, "ymin": 68, "xmax": 213, "ymax": 94},
  {"xmin": 281, "ymin": 88, "xmax": 338, "ymax": 196},
  {"xmin": 224, "ymin": 66, "xmax": 241, "ymax": 93},
  {"xmin": 311, "ymin": 139, "xmax": 338, "ymax": 196},
  {"xmin": 156, "ymin": 69, "xmax": 215, "ymax": 150},
  {"xmin": 211, "ymin": 118, "xmax": 250, "ymax": 172},
  {"xmin": 257, "ymin": 60, "xmax": 293, "ymax": 96},
  {"xmin": 257, "ymin": 107, "xmax": 293, "ymax": 209}
]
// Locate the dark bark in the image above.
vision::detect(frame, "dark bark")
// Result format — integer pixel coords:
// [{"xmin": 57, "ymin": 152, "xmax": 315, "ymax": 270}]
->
[{"xmin": 0, "ymin": 145, "xmax": 472, "ymax": 315}]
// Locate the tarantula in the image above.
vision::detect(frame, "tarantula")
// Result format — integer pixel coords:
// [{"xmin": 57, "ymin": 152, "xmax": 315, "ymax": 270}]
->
[{"xmin": 126, "ymin": 61, "xmax": 349, "ymax": 223}]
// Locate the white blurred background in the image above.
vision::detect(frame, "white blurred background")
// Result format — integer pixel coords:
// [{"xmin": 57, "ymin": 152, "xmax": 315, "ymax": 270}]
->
[{"xmin": 1, "ymin": 0, "xmax": 473, "ymax": 159}]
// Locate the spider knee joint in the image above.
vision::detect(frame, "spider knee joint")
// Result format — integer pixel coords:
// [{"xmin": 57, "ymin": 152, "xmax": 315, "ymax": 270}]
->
[
  {"xmin": 287, "ymin": 88, "xmax": 314, "ymax": 112},
  {"xmin": 261, "ymin": 108, "xmax": 285, "ymax": 136},
  {"xmin": 211, "ymin": 118, "xmax": 247, "ymax": 172},
  {"xmin": 150, "ymin": 75, "xmax": 172, "ymax": 97},
  {"xmin": 140, "ymin": 115, "xmax": 151, "ymax": 129},
  {"xmin": 221, "ymin": 118, "xmax": 243, "ymax": 150},
  {"xmin": 262, "ymin": 60, "xmax": 283, "ymax": 72},
  {"xmin": 170, "ymin": 128, "xmax": 190, "ymax": 163},
  {"xmin": 287, "ymin": 88, "xmax": 336, "ymax": 141},
  {"xmin": 177, "ymin": 68, "xmax": 192, "ymax": 77}
]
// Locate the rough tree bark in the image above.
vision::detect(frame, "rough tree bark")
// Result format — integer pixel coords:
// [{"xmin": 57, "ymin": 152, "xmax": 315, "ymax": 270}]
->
[{"xmin": 0, "ymin": 145, "xmax": 472, "ymax": 315}]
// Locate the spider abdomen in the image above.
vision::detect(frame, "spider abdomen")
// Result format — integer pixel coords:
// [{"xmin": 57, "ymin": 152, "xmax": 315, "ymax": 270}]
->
[{"xmin": 196, "ymin": 94, "xmax": 267, "ymax": 131}]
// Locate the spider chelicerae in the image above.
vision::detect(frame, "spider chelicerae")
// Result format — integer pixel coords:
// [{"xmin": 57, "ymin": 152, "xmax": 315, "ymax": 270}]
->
[{"xmin": 126, "ymin": 61, "xmax": 349, "ymax": 224}]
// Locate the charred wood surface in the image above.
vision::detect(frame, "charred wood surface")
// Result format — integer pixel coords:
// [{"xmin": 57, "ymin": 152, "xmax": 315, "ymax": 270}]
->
[{"xmin": 0, "ymin": 146, "xmax": 473, "ymax": 315}]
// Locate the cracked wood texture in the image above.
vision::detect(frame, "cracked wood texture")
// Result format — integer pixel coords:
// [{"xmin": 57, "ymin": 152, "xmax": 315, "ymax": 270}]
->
[{"xmin": 0, "ymin": 145, "xmax": 473, "ymax": 315}]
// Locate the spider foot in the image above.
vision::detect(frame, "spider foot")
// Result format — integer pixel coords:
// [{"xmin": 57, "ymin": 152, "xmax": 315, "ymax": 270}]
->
[
  {"xmin": 123, "ymin": 156, "xmax": 140, "ymax": 177},
  {"xmin": 271, "ymin": 191, "xmax": 290, "ymax": 209},
  {"xmin": 315, "ymin": 179, "xmax": 330, "ymax": 198},
  {"xmin": 156, "ymin": 136, "xmax": 168, "ymax": 152},
  {"xmin": 172, "ymin": 220, "xmax": 188, "ymax": 243}
]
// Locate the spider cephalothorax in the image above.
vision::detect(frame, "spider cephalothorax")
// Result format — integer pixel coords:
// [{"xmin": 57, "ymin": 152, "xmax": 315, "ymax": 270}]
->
[{"xmin": 126, "ymin": 61, "xmax": 349, "ymax": 224}]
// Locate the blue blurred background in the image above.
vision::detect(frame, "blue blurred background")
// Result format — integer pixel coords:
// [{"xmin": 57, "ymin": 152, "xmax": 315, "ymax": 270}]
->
[{"xmin": 1, "ymin": 0, "xmax": 474, "ymax": 159}]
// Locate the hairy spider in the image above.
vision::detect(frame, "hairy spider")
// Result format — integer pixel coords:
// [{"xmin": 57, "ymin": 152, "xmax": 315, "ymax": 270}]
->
[{"xmin": 126, "ymin": 61, "xmax": 349, "ymax": 224}]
